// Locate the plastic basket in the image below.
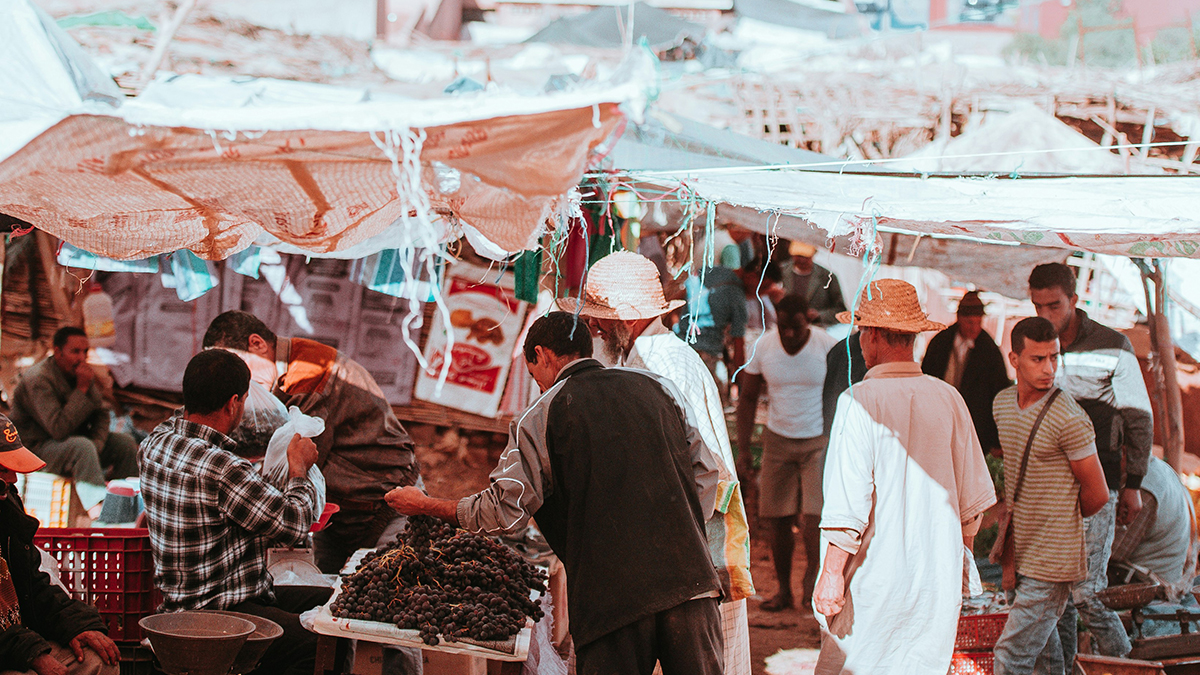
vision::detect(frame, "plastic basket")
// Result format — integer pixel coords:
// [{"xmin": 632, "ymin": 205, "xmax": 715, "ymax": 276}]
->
[
  {"xmin": 951, "ymin": 650, "xmax": 994, "ymax": 675},
  {"xmin": 34, "ymin": 528, "xmax": 160, "ymax": 643},
  {"xmin": 956, "ymin": 613, "xmax": 1008, "ymax": 651}
]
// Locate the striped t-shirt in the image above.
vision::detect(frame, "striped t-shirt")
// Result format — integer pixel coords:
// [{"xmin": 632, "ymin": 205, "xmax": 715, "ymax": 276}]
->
[{"xmin": 994, "ymin": 386, "xmax": 1097, "ymax": 583}]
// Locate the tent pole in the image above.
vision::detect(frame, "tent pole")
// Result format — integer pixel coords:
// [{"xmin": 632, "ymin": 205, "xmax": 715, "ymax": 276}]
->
[
  {"xmin": 138, "ymin": 0, "xmax": 199, "ymax": 90},
  {"xmin": 1140, "ymin": 267, "xmax": 1170, "ymax": 459},
  {"xmin": 1151, "ymin": 261, "xmax": 1185, "ymax": 472},
  {"xmin": 34, "ymin": 231, "xmax": 81, "ymax": 328}
]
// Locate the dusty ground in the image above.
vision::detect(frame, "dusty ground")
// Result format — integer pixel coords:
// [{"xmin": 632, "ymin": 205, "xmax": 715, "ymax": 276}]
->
[{"xmin": 744, "ymin": 528, "xmax": 823, "ymax": 674}]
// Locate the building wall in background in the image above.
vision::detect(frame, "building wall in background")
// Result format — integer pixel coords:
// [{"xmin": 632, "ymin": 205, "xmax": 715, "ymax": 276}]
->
[{"xmin": 1020, "ymin": 0, "xmax": 1200, "ymax": 43}]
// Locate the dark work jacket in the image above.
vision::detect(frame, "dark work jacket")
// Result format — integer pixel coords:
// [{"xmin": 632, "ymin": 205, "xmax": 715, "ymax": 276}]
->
[
  {"xmin": 823, "ymin": 333, "xmax": 867, "ymax": 437},
  {"xmin": 0, "ymin": 489, "xmax": 107, "ymax": 672},
  {"xmin": 535, "ymin": 360, "xmax": 720, "ymax": 647},
  {"xmin": 1058, "ymin": 310, "xmax": 1154, "ymax": 490},
  {"xmin": 921, "ymin": 324, "xmax": 1010, "ymax": 452}
]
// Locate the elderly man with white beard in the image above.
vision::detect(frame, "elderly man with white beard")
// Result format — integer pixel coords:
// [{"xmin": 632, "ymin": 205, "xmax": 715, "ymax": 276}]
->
[{"xmin": 558, "ymin": 251, "xmax": 754, "ymax": 675}]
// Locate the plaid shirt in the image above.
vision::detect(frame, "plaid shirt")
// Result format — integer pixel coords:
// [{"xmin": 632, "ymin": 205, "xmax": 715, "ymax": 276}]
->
[{"xmin": 139, "ymin": 416, "xmax": 317, "ymax": 611}]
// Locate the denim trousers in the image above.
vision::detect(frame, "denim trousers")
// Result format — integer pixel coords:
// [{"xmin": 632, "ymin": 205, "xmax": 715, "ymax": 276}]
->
[
  {"xmin": 994, "ymin": 576, "xmax": 1073, "ymax": 675},
  {"xmin": 1056, "ymin": 490, "xmax": 1133, "ymax": 665}
]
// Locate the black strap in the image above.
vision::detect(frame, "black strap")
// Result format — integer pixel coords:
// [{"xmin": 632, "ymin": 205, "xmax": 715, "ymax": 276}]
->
[{"xmin": 1012, "ymin": 388, "xmax": 1062, "ymax": 504}]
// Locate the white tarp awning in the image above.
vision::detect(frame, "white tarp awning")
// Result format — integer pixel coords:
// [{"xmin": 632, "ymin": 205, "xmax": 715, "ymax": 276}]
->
[
  {"xmin": 0, "ymin": 0, "xmax": 651, "ymax": 260},
  {"xmin": 647, "ymin": 168, "xmax": 1200, "ymax": 259}
]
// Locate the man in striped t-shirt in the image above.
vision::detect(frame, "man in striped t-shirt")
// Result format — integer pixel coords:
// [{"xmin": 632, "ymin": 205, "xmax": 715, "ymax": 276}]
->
[{"xmin": 992, "ymin": 317, "xmax": 1111, "ymax": 675}]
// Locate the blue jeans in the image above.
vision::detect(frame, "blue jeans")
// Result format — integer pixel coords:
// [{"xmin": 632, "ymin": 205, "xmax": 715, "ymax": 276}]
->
[
  {"xmin": 994, "ymin": 576, "xmax": 1072, "ymax": 675},
  {"xmin": 1056, "ymin": 490, "xmax": 1132, "ymax": 664}
]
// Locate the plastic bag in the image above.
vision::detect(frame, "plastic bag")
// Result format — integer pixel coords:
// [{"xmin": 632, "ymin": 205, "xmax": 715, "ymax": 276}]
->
[
  {"xmin": 262, "ymin": 406, "xmax": 327, "ymax": 519},
  {"xmin": 230, "ymin": 380, "xmax": 290, "ymax": 459}
]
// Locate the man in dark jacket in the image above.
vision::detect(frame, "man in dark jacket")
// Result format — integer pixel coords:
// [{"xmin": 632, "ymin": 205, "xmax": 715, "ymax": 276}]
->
[
  {"xmin": 921, "ymin": 291, "xmax": 1010, "ymax": 455},
  {"xmin": 0, "ymin": 414, "xmax": 119, "ymax": 675},
  {"xmin": 387, "ymin": 312, "xmax": 725, "ymax": 675}
]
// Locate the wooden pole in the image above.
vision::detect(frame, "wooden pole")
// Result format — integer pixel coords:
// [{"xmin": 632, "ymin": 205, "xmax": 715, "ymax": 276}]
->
[
  {"xmin": 34, "ymin": 230, "xmax": 82, "ymax": 328},
  {"xmin": 137, "ymin": 0, "xmax": 199, "ymax": 90},
  {"xmin": 1152, "ymin": 261, "xmax": 1186, "ymax": 472},
  {"xmin": 1140, "ymin": 268, "xmax": 1170, "ymax": 454}
]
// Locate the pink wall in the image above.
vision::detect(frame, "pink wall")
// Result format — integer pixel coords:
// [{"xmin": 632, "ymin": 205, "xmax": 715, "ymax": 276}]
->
[{"xmin": 1019, "ymin": 0, "xmax": 1200, "ymax": 43}]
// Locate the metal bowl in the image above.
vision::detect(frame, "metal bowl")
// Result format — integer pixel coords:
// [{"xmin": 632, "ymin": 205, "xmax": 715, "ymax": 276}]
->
[
  {"xmin": 1096, "ymin": 582, "xmax": 1162, "ymax": 610},
  {"xmin": 139, "ymin": 611, "xmax": 255, "ymax": 675},
  {"xmin": 207, "ymin": 611, "xmax": 284, "ymax": 675}
]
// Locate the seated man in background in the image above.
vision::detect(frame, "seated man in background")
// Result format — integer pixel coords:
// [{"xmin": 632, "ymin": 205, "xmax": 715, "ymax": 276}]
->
[
  {"xmin": 9, "ymin": 327, "xmax": 138, "ymax": 515},
  {"xmin": 203, "ymin": 311, "xmax": 421, "ymax": 574},
  {"xmin": 1111, "ymin": 454, "xmax": 1199, "ymax": 603},
  {"xmin": 139, "ymin": 350, "xmax": 325, "ymax": 675},
  {"xmin": 0, "ymin": 413, "xmax": 120, "ymax": 675}
]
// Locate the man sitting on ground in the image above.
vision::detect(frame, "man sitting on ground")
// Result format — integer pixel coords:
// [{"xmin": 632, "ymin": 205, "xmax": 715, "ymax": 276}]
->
[
  {"xmin": 1111, "ymin": 455, "xmax": 1199, "ymax": 603},
  {"xmin": 0, "ymin": 414, "xmax": 120, "ymax": 675},
  {"xmin": 139, "ymin": 350, "xmax": 325, "ymax": 675},
  {"xmin": 10, "ymin": 327, "xmax": 138, "ymax": 514}
]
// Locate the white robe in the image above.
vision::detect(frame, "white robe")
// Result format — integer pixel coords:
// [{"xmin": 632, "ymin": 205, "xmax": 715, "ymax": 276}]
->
[
  {"xmin": 817, "ymin": 362, "xmax": 996, "ymax": 675},
  {"xmin": 626, "ymin": 321, "xmax": 753, "ymax": 675}
]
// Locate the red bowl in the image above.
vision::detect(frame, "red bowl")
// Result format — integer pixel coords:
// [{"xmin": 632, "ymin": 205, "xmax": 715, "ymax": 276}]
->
[{"xmin": 311, "ymin": 503, "xmax": 340, "ymax": 533}]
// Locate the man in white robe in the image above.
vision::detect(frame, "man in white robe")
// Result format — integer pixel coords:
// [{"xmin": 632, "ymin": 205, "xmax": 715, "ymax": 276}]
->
[
  {"xmin": 813, "ymin": 279, "xmax": 996, "ymax": 675},
  {"xmin": 559, "ymin": 250, "xmax": 754, "ymax": 675}
]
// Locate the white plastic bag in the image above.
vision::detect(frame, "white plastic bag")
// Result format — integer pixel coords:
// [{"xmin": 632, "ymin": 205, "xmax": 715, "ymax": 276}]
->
[
  {"xmin": 230, "ymin": 380, "xmax": 290, "ymax": 458},
  {"xmin": 262, "ymin": 406, "xmax": 327, "ymax": 519}
]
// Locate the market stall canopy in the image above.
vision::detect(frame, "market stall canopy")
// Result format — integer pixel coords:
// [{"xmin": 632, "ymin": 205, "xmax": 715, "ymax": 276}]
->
[
  {"xmin": 604, "ymin": 110, "xmax": 1068, "ymax": 295},
  {"xmin": 0, "ymin": 0, "xmax": 650, "ymax": 260},
  {"xmin": 891, "ymin": 103, "xmax": 1161, "ymax": 175},
  {"xmin": 609, "ymin": 109, "xmax": 835, "ymax": 171},
  {"xmin": 637, "ymin": 167, "xmax": 1200, "ymax": 261},
  {"xmin": 733, "ymin": 0, "xmax": 866, "ymax": 38},
  {"xmin": 0, "ymin": 0, "xmax": 121, "ymax": 163},
  {"xmin": 526, "ymin": 3, "xmax": 705, "ymax": 50}
]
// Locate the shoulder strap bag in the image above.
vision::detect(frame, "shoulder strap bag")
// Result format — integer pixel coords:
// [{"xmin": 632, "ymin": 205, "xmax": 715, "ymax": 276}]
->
[{"xmin": 989, "ymin": 388, "xmax": 1062, "ymax": 591}]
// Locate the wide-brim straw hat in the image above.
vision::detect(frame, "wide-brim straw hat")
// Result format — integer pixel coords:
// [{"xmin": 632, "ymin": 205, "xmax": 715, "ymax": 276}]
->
[
  {"xmin": 837, "ymin": 278, "xmax": 946, "ymax": 334},
  {"xmin": 556, "ymin": 250, "xmax": 686, "ymax": 321}
]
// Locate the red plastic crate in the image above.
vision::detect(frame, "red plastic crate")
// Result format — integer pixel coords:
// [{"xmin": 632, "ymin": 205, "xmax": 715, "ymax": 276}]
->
[
  {"xmin": 34, "ymin": 528, "xmax": 160, "ymax": 643},
  {"xmin": 951, "ymin": 650, "xmax": 994, "ymax": 675},
  {"xmin": 956, "ymin": 613, "xmax": 1009, "ymax": 651}
]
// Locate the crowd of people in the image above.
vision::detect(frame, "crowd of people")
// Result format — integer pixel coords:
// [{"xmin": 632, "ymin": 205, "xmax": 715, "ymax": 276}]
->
[{"xmin": 2, "ymin": 233, "xmax": 1197, "ymax": 675}]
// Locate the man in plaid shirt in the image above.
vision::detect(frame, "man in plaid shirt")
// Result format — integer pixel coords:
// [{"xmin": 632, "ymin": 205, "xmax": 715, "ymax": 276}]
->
[{"xmin": 139, "ymin": 349, "xmax": 325, "ymax": 675}]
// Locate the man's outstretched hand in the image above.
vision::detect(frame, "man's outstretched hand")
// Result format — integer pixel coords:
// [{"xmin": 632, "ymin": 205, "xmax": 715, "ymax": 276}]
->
[
  {"xmin": 385, "ymin": 486, "xmax": 429, "ymax": 515},
  {"xmin": 385, "ymin": 486, "xmax": 461, "ymax": 526}
]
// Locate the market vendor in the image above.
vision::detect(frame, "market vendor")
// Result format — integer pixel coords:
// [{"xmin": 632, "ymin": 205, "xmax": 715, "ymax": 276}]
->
[
  {"xmin": 202, "ymin": 311, "xmax": 421, "ymax": 573},
  {"xmin": 1111, "ymin": 455, "xmax": 1199, "ymax": 602},
  {"xmin": 0, "ymin": 413, "xmax": 120, "ymax": 675},
  {"xmin": 9, "ymin": 327, "xmax": 138, "ymax": 516},
  {"xmin": 139, "ymin": 349, "xmax": 327, "ymax": 675},
  {"xmin": 559, "ymin": 250, "xmax": 752, "ymax": 675},
  {"xmin": 386, "ymin": 312, "xmax": 726, "ymax": 675}
]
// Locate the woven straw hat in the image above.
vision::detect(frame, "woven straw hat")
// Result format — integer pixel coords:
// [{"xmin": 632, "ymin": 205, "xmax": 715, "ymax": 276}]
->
[
  {"xmin": 556, "ymin": 251, "xmax": 686, "ymax": 321},
  {"xmin": 836, "ymin": 278, "xmax": 946, "ymax": 334}
]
